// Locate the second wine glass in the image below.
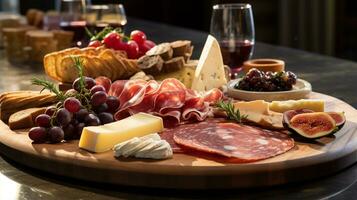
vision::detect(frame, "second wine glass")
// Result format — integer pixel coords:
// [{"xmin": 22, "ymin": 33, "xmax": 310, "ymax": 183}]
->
[
  {"xmin": 85, "ymin": 4, "xmax": 127, "ymax": 34},
  {"xmin": 210, "ymin": 3, "xmax": 255, "ymax": 78}
]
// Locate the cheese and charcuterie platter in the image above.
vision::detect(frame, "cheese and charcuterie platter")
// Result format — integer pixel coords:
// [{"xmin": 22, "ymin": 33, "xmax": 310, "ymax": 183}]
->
[{"xmin": 0, "ymin": 29, "xmax": 357, "ymax": 189}]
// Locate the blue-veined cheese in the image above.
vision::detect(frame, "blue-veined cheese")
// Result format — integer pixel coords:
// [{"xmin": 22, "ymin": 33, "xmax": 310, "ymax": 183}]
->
[{"xmin": 191, "ymin": 35, "xmax": 227, "ymax": 91}]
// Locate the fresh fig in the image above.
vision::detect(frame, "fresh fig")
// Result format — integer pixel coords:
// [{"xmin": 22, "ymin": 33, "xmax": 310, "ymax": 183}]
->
[
  {"xmin": 287, "ymin": 112, "xmax": 337, "ymax": 139},
  {"xmin": 327, "ymin": 112, "xmax": 346, "ymax": 129},
  {"xmin": 283, "ymin": 109, "xmax": 314, "ymax": 129}
]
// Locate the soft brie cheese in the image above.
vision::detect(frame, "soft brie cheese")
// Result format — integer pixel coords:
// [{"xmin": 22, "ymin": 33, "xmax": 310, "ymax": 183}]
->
[
  {"xmin": 79, "ymin": 113, "xmax": 164, "ymax": 153},
  {"xmin": 191, "ymin": 35, "xmax": 227, "ymax": 91},
  {"xmin": 113, "ymin": 133, "xmax": 173, "ymax": 160}
]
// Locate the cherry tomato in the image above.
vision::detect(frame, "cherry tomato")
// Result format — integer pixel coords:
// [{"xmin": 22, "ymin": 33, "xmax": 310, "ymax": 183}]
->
[
  {"xmin": 88, "ymin": 40, "xmax": 101, "ymax": 48},
  {"xmin": 139, "ymin": 40, "xmax": 156, "ymax": 54},
  {"xmin": 103, "ymin": 32, "xmax": 121, "ymax": 50},
  {"xmin": 130, "ymin": 30, "xmax": 147, "ymax": 44},
  {"xmin": 117, "ymin": 40, "xmax": 128, "ymax": 51},
  {"xmin": 126, "ymin": 40, "xmax": 139, "ymax": 59}
]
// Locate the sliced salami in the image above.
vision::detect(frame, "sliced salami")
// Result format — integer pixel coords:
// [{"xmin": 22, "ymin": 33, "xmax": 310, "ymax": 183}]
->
[{"xmin": 173, "ymin": 121, "xmax": 294, "ymax": 162}]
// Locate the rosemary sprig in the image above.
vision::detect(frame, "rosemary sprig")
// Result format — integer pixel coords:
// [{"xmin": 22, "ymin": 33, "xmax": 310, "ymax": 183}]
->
[
  {"xmin": 215, "ymin": 100, "xmax": 247, "ymax": 123},
  {"xmin": 31, "ymin": 78, "xmax": 66, "ymax": 101},
  {"xmin": 89, "ymin": 27, "xmax": 123, "ymax": 41},
  {"xmin": 72, "ymin": 56, "xmax": 85, "ymax": 91}
]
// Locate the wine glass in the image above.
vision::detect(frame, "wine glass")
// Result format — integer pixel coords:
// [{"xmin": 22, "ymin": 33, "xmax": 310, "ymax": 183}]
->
[
  {"xmin": 210, "ymin": 4, "xmax": 255, "ymax": 78},
  {"xmin": 59, "ymin": 0, "xmax": 87, "ymax": 47},
  {"xmin": 85, "ymin": 4, "xmax": 127, "ymax": 34}
]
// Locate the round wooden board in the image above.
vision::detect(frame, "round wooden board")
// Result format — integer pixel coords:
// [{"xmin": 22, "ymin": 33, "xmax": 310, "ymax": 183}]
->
[{"xmin": 0, "ymin": 92, "xmax": 357, "ymax": 189}]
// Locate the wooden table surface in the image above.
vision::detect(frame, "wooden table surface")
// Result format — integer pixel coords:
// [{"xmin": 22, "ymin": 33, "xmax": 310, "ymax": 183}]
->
[{"xmin": 0, "ymin": 17, "xmax": 357, "ymax": 199}]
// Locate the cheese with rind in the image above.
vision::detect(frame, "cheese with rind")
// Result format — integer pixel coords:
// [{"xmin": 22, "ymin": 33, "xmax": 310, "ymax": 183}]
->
[
  {"xmin": 191, "ymin": 35, "xmax": 227, "ymax": 91},
  {"xmin": 79, "ymin": 113, "xmax": 164, "ymax": 153},
  {"xmin": 114, "ymin": 133, "xmax": 172, "ymax": 159}
]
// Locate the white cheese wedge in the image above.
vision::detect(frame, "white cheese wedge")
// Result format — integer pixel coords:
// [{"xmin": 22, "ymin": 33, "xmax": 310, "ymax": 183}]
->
[
  {"xmin": 191, "ymin": 35, "xmax": 227, "ymax": 91},
  {"xmin": 79, "ymin": 113, "xmax": 164, "ymax": 153},
  {"xmin": 113, "ymin": 133, "xmax": 173, "ymax": 160},
  {"xmin": 234, "ymin": 100, "xmax": 284, "ymax": 129}
]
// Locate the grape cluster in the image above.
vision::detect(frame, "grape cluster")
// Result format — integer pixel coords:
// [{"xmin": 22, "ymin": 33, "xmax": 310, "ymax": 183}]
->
[
  {"xmin": 29, "ymin": 77, "xmax": 119, "ymax": 143},
  {"xmin": 235, "ymin": 68, "xmax": 297, "ymax": 91}
]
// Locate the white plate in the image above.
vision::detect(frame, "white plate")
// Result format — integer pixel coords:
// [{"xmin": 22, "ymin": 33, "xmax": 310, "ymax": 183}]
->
[{"xmin": 227, "ymin": 78, "xmax": 312, "ymax": 102}]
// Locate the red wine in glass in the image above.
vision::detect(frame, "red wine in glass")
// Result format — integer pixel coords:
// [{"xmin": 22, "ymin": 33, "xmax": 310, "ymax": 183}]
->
[
  {"xmin": 220, "ymin": 40, "xmax": 254, "ymax": 76},
  {"xmin": 60, "ymin": 20, "xmax": 87, "ymax": 47}
]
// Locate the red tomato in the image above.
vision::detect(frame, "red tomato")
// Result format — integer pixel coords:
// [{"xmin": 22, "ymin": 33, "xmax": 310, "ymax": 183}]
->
[
  {"xmin": 139, "ymin": 40, "xmax": 156, "ymax": 54},
  {"xmin": 88, "ymin": 40, "xmax": 101, "ymax": 48},
  {"xmin": 126, "ymin": 40, "xmax": 139, "ymax": 59},
  {"xmin": 117, "ymin": 40, "xmax": 128, "ymax": 51},
  {"xmin": 103, "ymin": 32, "xmax": 122, "ymax": 50},
  {"xmin": 130, "ymin": 30, "xmax": 147, "ymax": 44}
]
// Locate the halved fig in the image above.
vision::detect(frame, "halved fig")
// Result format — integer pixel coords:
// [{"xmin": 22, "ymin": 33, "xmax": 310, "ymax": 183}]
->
[
  {"xmin": 287, "ymin": 112, "xmax": 336, "ymax": 139},
  {"xmin": 327, "ymin": 112, "xmax": 346, "ymax": 129},
  {"xmin": 283, "ymin": 109, "xmax": 314, "ymax": 129}
]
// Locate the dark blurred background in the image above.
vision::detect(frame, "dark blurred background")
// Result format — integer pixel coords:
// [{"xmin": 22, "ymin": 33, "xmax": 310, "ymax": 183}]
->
[{"xmin": 4, "ymin": 0, "xmax": 357, "ymax": 61}]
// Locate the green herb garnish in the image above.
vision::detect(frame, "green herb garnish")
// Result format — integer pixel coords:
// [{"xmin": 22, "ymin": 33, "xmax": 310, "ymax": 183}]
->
[
  {"xmin": 88, "ymin": 27, "xmax": 124, "ymax": 42},
  {"xmin": 215, "ymin": 100, "xmax": 247, "ymax": 123},
  {"xmin": 31, "ymin": 78, "xmax": 66, "ymax": 101}
]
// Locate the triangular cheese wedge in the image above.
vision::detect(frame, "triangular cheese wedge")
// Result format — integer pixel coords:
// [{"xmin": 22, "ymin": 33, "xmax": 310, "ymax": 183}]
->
[{"xmin": 191, "ymin": 35, "xmax": 227, "ymax": 91}]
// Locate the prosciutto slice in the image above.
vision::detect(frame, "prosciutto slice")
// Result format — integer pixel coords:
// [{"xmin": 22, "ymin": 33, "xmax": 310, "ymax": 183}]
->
[{"xmin": 96, "ymin": 77, "xmax": 223, "ymax": 126}]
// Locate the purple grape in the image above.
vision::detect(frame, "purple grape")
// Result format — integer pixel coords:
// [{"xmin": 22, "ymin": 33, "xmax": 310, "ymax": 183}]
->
[
  {"xmin": 64, "ymin": 97, "xmax": 81, "ymax": 113},
  {"xmin": 106, "ymin": 96, "xmax": 119, "ymax": 112},
  {"xmin": 64, "ymin": 89, "xmax": 78, "ymax": 97},
  {"xmin": 93, "ymin": 103, "xmax": 108, "ymax": 114},
  {"xmin": 91, "ymin": 91, "xmax": 107, "ymax": 106},
  {"xmin": 90, "ymin": 85, "xmax": 106, "ymax": 95},
  {"xmin": 63, "ymin": 124, "xmax": 75, "ymax": 140},
  {"xmin": 98, "ymin": 112, "xmax": 114, "ymax": 124},
  {"xmin": 35, "ymin": 114, "xmax": 51, "ymax": 127},
  {"xmin": 56, "ymin": 108, "xmax": 72, "ymax": 126},
  {"xmin": 84, "ymin": 113, "xmax": 101, "ymax": 126},
  {"xmin": 45, "ymin": 106, "xmax": 56, "ymax": 117},
  {"xmin": 73, "ymin": 77, "xmax": 96, "ymax": 91},
  {"xmin": 75, "ymin": 108, "xmax": 89, "ymax": 122},
  {"xmin": 74, "ymin": 122, "xmax": 85, "ymax": 139},
  {"xmin": 28, "ymin": 127, "xmax": 47, "ymax": 143},
  {"xmin": 48, "ymin": 126, "xmax": 64, "ymax": 143}
]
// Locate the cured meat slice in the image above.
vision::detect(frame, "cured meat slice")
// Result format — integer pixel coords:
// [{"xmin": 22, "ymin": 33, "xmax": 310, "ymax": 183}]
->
[
  {"xmin": 95, "ymin": 76, "xmax": 112, "ymax": 93},
  {"xmin": 173, "ymin": 121, "xmax": 294, "ymax": 162},
  {"xmin": 106, "ymin": 78, "xmax": 223, "ymax": 126}
]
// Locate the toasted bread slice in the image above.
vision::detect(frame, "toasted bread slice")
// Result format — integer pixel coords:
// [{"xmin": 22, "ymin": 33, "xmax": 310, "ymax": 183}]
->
[{"xmin": 9, "ymin": 107, "xmax": 46, "ymax": 130}]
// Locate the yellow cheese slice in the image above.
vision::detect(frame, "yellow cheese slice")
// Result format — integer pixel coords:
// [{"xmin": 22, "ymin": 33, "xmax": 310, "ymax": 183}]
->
[
  {"xmin": 78, "ymin": 113, "xmax": 164, "ymax": 153},
  {"xmin": 155, "ymin": 63, "xmax": 196, "ymax": 88},
  {"xmin": 269, "ymin": 99, "xmax": 325, "ymax": 113},
  {"xmin": 191, "ymin": 35, "xmax": 227, "ymax": 91}
]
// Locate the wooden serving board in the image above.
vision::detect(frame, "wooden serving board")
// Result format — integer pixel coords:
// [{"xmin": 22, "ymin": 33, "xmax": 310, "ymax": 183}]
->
[{"xmin": 0, "ymin": 92, "xmax": 357, "ymax": 189}]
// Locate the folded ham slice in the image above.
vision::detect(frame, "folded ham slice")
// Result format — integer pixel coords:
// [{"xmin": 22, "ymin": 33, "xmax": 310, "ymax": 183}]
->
[{"xmin": 95, "ymin": 77, "xmax": 223, "ymax": 126}]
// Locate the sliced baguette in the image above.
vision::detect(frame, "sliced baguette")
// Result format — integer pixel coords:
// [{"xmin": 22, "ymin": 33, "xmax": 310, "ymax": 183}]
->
[{"xmin": 9, "ymin": 107, "xmax": 46, "ymax": 130}]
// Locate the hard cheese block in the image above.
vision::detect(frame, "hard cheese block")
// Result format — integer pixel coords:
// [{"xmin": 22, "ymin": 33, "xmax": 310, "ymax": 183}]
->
[
  {"xmin": 269, "ymin": 99, "xmax": 325, "ymax": 113},
  {"xmin": 234, "ymin": 100, "xmax": 283, "ymax": 129},
  {"xmin": 79, "ymin": 113, "xmax": 164, "ymax": 153},
  {"xmin": 191, "ymin": 35, "xmax": 227, "ymax": 91}
]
